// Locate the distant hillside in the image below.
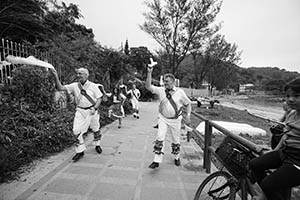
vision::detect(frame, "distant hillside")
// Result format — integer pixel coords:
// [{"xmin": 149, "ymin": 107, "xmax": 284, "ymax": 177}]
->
[
  {"xmin": 246, "ymin": 67, "xmax": 300, "ymax": 82},
  {"xmin": 178, "ymin": 54, "xmax": 300, "ymax": 92}
]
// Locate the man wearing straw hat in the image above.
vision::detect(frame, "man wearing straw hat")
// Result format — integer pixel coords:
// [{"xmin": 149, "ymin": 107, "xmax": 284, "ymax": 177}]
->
[
  {"xmin": 145, "ymin": 59, "xmax": 192, "ymax": 169},
  {"xmin": 50, "ymin": 67, "xmax": 103, "ymax": 162}
]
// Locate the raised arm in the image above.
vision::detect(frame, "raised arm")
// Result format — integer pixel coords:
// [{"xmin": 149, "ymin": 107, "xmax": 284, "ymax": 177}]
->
[
  {"xmin": 145, "ymin": 67, "xmax": 153, "ymax": 91},
  {"xmin": 145, "ymin": 58, "xmax": 157, "ymax": 91},
  {"xmin": 50, "ymin": 68, "xmax": 67, "ymax": 91}
]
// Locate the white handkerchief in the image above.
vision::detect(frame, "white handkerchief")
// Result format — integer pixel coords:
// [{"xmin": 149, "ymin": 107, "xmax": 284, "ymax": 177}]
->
[{"xmin": 5, "ymin": 55, "xmax": 54, "ymax": 69}]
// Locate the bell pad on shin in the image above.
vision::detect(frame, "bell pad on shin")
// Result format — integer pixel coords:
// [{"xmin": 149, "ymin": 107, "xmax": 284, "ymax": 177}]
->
[
  {"xmin": 153, "ymin": 140, "xmax": 164, "ymax": 155},
  {"xmin": 171, "ymin": 143, "xmax": 180, "ymax": 155}
]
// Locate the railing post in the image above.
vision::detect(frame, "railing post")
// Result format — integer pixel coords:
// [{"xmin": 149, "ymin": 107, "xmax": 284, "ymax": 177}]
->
[{"xmin": 204, "ymin": 120, "xmax": 212, "ymax": 173}]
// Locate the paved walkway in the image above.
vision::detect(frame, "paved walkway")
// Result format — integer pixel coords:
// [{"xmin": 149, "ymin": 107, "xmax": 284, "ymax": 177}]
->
[{"xmin": 6, "ymin": 102, "xmax": 207, "ymax": 200}]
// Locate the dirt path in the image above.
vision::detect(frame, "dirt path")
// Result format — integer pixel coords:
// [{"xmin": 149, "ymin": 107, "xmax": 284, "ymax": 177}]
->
[{"xmin": 218, "ymin": 95, "xmax": 284, "ymax": 122}]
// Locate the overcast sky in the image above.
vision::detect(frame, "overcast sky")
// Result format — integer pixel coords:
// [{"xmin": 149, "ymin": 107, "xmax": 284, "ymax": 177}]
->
[{"xmin": 62, "ymin": 0, "xmax": 300, "ymax": 73}]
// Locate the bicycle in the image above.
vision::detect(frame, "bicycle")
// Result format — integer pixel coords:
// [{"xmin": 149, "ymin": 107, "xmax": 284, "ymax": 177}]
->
[{"xmin": 193, "ymin": 136, "xmax": 262, "ymax": 200}]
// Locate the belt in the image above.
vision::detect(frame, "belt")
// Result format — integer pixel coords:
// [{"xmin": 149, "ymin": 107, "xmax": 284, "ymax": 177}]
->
[{"xmin": 77, "ymin": 105, "xmax": 94, "ymax": 110}]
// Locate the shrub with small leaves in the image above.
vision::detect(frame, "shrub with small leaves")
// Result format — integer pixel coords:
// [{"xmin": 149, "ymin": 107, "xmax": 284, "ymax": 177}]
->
[
  {"xmin": 0, "ymin": 66, "xmax": 115, "ymax": 182},
  {"xmin": 0, "ymin": 66, "xmax": 75, "ymax": 182}
]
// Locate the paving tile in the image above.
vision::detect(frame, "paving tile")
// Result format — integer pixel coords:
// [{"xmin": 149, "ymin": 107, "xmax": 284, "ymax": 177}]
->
[
  {"xmin": 181, "ymin": 160, "xmax": 204, "ymax": 173},
  {"xmin": 140, "ymin": 187, "xmax": 183, "ymax": 200},
  {"xmin": 43, "ymin": 178, "xmax": 92, "ymax": 195},
  {"xmin": 186, "ymin": 188, "xmax": 198, "ymax": 200},
  {"xmin": 103, "ymin": 168, "xmax": 139, "ymax": 180},
  {"xmin": 142, "ymin": 170, "xmax": 178, "ymax": 184},
  {"xmin": 180, "ymin": 173, "xmax": 206, "ymax": 184},
  {"xmin": 97, "ymin": 177, "xmax": 137, "ymax": 186},
  {"xmin": 78, "ymin": 154, "xmax": 112, "ymax": 165},
  {"xmin": 88, "ymin": 183, "xmax": 135, "ymax": 200},
  {"xmin": 99, "ymin": 140, "xmax": 123, "ymax": 148},
  {"xmin": 183, "ymin": 182, "xmax": 201, "ymax": 191},
  {"xmin": 27, "ymin": 191, "xmax": 83, "ymax": 200},
  {"xmin": 63, "ymin": 165, "xmax": 103, "ymax": 176},
  {"xmin": 114, "ymin": 150, "xmax": 144, "ymax": 160},
  {"xmin": 109, "ymin": 159, "xmax": 142, "ymax": 169},
  {"xmin": 118, "ymin": 145, "xmax": 146, "ymax": 152}
]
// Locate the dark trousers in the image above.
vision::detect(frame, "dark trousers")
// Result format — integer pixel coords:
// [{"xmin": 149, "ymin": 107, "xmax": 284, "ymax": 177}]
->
[{"xmin": 249, "ymin": 151, "xmax": 300, "ymax": 200}]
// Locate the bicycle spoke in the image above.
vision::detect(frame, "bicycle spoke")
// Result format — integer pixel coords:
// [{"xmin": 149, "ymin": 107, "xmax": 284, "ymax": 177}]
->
[{"xmin": 194, "ymin": 171, "xmax": 236, "ymax": 200}]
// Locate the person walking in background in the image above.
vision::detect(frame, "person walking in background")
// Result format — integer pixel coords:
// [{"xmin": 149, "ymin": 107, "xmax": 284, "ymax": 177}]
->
[
  {"xmin": 249, "ymin": 77, "xmax": 300, "ymax": 200},
  {"xmin": 145, "ymin": 59, "xmax": 192, "ymax": 169},
  {"xmin": 127, "ymin": 82, "xmax": 141, "ymax": 118},
  {"xmin": 117, "ymin": 78, "xmax": 128, "ymax": 116},
  {"xmin": 108, "ymin": 86, "xmax": 126, "ymax": 128},
  {"xmin": 50, "ymin": 68, "xmax": 103, "ymax": 162},
  {"xmin": 118, "ymin": 78, "xmax": 128, "ymax": 97}
]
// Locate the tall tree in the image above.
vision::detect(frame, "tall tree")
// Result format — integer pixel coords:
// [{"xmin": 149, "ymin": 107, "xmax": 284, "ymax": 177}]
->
[
  {"xmin": 140, "ymin": 0, "xmax": 221, "ymax": 75},
  {"xmin": 0, "ymin": 0, "xmax": 93, "ymax": 44},
  {"xmin": 124, "ymin": 39, "xmax": 129, "ymax": 55},
  {"xmin": 129, "ymin": 46, "xmax": 152, "ymax": 75},
  {"xmin": 201, "ymin": 34, "xmax": 242, "ymax": 90},
  {"xmin": 43, "ymin": 1, "xmax": 94, "ymax": 41},
  {"xmin": 0, "ymin": 0, "xmax": 48, "ymax": 43},
  {"xmin": 189, "ymin": 24, "xmax": 220, "ymax": 87}
]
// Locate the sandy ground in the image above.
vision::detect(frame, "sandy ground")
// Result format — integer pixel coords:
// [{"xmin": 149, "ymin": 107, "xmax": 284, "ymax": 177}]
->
[{"xmin": 218, "ymin": 95, "xmax": 284, "ymax": 122}]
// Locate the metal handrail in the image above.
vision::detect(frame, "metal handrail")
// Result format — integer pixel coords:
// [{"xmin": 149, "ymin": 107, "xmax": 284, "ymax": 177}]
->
[{"xmin": 190, "ymin": 111, "xmax": 263, "ymax": 173}]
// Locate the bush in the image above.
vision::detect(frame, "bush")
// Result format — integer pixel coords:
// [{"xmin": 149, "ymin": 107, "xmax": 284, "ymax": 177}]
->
[
  {"xmin": 9, "ymin": 66, "xmax": 56, "ymax": 111},
  {"xmin": 0, "ymin": 66, "xmax": 117, "ymax": 182},
  {"xmin": 0, "ymin": 66, "xmax": 76, "ymax": 182},
  {"xmin": 0, "ymin": 106, "xmax": 75, "ymax": 182},
  {"xmin": 137, "ymin": 83, "xmax": 155, "ymax": 101}
]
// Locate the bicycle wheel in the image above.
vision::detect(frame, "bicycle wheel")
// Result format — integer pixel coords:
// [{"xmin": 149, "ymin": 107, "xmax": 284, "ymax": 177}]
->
[{"xmin": 194, "ymin": 171, "xmax": 237, "ymax": 200}]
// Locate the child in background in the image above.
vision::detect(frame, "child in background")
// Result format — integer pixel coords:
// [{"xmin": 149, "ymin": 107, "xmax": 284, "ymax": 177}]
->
[
  {"xmin": 127, "ymin": 83, "xmax": 141, "ymax": 118},
  {"xmin": 108, "ymin": 87, "xmax": 126, "ymax": 128}
]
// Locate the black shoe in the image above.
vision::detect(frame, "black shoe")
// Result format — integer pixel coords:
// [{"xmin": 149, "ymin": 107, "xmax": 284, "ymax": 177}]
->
[
  {"xmin": 72, "ymin": 152, "xmax": 84, "ymax": 162},
  {"xmin": 174, "ymin": 158, "xmax": 180, "ymax": 166},
  {"xmin": 149, "ymin": 162, "xmax": 159, "ymax": 169},
  {"xmin": 153, "ymin": 124, "xmax": 158, "ymax": 129},
  {"xmin": 95, "ymin": 146, "xmax": 102, "ymax": 154},
  {"xmin": 136, "ymin": 116, "xmax": 139, "ymax": 119}
]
